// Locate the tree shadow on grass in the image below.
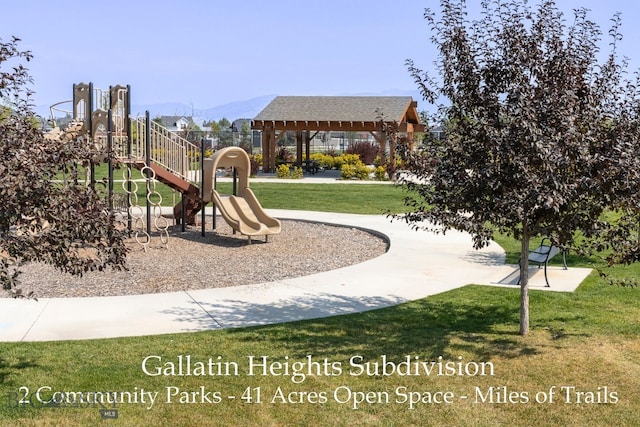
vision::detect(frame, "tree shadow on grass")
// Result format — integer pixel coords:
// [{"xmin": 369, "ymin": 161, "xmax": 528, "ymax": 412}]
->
[
  {"xmin": 247, "ymin": 297, "xmax": 535, "ymax": 362},
  {"xmin": 160, "ymin": 292, "xmax": 407, "ymax": 332},
  {"xmin": 0, "ymin": 355, "xmax": 39, "ymax": 385},
  {"xmin": 460, "ymin": 249, "xmax": 505, "ymax": 266},
  {"xmin": 162, "ymin": 286, "xmax": 545, "ymax": 362}
]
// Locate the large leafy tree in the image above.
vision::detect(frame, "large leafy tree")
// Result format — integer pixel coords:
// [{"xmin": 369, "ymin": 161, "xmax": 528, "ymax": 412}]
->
[
  {"xmin": 0, "ymin": 36, "xmax": 128, "ymax": 297},
  {"xmin": 398, "ymin": 1, "xmax": 640, "ymax": 335}
]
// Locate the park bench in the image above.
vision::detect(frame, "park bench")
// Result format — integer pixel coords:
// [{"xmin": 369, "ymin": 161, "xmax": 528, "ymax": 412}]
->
[
  {"xmin": 301, "ymin": 160, "xmax": 321, "ymax": 175},
  {"xmin": 519, "ymin": 237, "xmax": 567, "ymax": 287}
]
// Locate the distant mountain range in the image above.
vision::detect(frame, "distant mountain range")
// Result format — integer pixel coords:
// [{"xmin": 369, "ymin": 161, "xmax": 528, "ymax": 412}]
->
[
  {"xmin": 36, "ymin": 89, "xmax": 425, "ymax": 124},
  {"xmin": 130, "ymin": 94, "xmax": 277, "ymax": 122},
  {"xmin": 34, "ymin": 95, "xmax": 276, "ymax": 125}
]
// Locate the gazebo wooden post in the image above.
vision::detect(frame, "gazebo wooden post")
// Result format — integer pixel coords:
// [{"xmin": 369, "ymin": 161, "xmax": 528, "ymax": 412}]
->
[
  {"xmin": 261, "ymin": 127, "xmax": 269, "ymax": 172},
  {"xmin": 305, "ymin": 131, "xmax": 311, "ymax": 161},
  {"xmin": 296, "ymin": 131, "xmax": 303, "ymax": 165},
  {"xmin": 261, "ymin": 127, "xmax": 278, "ymax": 173},
  {"xmin": 269, "ymin": 129, "xmax": 277, "ymax": 172},
  {"xmin": 399, "ymin": 121, "xmax": 417, "ymax": 151},
  {"xmin": 407, "ymin": 131, "xmax": 415, "ymax": 151}
]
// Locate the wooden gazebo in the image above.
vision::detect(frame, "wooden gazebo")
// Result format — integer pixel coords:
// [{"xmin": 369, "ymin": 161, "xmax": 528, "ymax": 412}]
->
[{"xmin": 252, "ymin": 96, "xmax": 425, "ymax": 172}]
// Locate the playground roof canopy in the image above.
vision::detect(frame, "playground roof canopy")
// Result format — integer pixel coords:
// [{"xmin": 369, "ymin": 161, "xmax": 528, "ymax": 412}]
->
[{"xmin": 252, "ymin": 96, "xmax": 424, "ymax": 133}]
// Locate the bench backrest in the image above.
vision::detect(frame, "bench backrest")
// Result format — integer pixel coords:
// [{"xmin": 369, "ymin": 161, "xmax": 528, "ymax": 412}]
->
[{"xmin": 528, "ymin": 244, "xmax": 560, "ymax": 263}]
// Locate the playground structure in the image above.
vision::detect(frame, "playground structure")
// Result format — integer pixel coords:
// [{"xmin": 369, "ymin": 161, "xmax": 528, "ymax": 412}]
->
[{"xmin": 48, "ymin": 82, "xmax": 280, "ymax": 246}]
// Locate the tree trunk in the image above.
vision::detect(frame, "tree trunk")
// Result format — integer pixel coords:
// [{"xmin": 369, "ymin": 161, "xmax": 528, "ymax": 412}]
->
[{"xmin": 519, "ymin": 231, "xmax": 531, "ymax": 336}]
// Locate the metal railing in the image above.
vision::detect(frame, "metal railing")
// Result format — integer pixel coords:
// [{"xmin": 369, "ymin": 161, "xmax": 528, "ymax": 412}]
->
[
  {"xmin": 48, "ymin": 100, "xmax": 73, "ymax": 129},
  {"xmin": 127, "ymin": 115, "xmax": 201, "ymax": 184}
]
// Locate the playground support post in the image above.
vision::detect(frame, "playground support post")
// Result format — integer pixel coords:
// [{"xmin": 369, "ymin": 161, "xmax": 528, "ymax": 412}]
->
[
  {"xmin": 231, "ymin": 167, "xmax": 238, "ymax": 235},
  {"xmin": 233, "ymin": 167, "xmax": 237, "ymax": 195},
  {"xmin": 201, "ymin": 139, "xmax": 206, "ymax": 237},
  {"xmin": 126, "ymin": 85, "xmax": 133, "ymax": 232},
  {"xmin": 181, "ymin": 196, "xmax": 186, "ymax": 232},
  {"xmin": 107, "ymin": 108, "xmax": 114, "ymax": 212},
  {"xmin": 145, "ymin": 111, "xmax": 152, "ymax": 236},
  {"xmin": 212, "ymin": 172, "xmax": 217, "ymax": 231},
  {"xmin": 88, "ymin": 82, "xmax": 96, "ymax": 189}
]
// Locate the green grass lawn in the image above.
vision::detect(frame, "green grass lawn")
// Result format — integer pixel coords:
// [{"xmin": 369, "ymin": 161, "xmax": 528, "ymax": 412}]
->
[
  {"xmin": 1, "ymin": 183, "xmax": 639, "ymax": 426},
  {"xmin": 69, "ymin": 163, "xmax": 409, "ymax": 215},
  {"xmin": 250, "ymin": 183, "xmax": 407, "ymax": 214}
]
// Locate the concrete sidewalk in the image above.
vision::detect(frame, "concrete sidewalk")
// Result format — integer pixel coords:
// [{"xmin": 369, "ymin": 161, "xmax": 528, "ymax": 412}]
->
[{"xmin": 0, "ymin": 210, "xmax": 592, "ymax": 342}]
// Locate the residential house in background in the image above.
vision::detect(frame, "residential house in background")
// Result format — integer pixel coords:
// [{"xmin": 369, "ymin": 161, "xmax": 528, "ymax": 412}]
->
[
  {"xmin": 154, "ymin": 115, "xmax": 209, "ymax": 144},
  {"xmin": 155, "ymin": 116, "xmax": 196, "ymax": 132},
  {"xmin": 429, "ymin": 125, "xmax": 445, "ymax": 140}
]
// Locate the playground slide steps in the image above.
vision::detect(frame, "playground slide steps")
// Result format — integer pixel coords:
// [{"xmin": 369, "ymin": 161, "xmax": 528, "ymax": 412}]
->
[{"xmin": 129, "ymin": 160, "xmax": 203, "ymax": 224}]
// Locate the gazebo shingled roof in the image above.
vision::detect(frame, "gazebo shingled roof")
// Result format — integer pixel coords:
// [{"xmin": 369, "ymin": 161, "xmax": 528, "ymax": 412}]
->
[{"xmin": 252, "ymin": 96, "xmax": 424, "ymax": 172}]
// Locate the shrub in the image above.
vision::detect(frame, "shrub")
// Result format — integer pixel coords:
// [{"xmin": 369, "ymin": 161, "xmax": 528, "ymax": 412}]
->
[
  {"xmin": 290, "ymin": 166, "xmax": 303, "ymax": 179},
  {"xmin": 340, "ymin": 164, "xmax": 356, "ymax": 180},
  {"xmin": 332, "ymin": 153, "xmax": 360, "ymax": 170},
  {"xmin": 339, "ymin": 153, "xmax": 361, "ymax": 166},
  {"xmin": 310, "ymin": 151, "xmax": 362, "ymax": 170},
  {"xmin": 331, "ymin": 155, "xmax": 344, "ymax": 170},
  {"xmin": 276, "ymin": 145, "xmax": 294, "ymax": 163},
  {"xmin": 355, "ymin": 162, "xmax": 371, "ymax": 180},
  {"xmin": 346, "ymin": 141, "xmax": 380, "ymax": 164},
  {"xmin": 374, "ymin": 165, "xmax": 387, "ymax": 181},
  {"xmin": 249, "ymin": 156, "xmax": 260, "ymax": 176},
  {"xmin": 310, "ymin": 152, "xmax": 335, "ymax": 169},
  {"xmin": 276, "ymin": 163, "xmax": 291, "ymax": 178},
  {"xmin": 325, "ymin": 147, "xmax": 339, "ymax": 157},
  {"xmin": 276, "ymin": 164, "xmax": 303, "ymax": 179},
  {"xmin": 341, "ymin": 160, "xmax": 371, "ymax": 180}
]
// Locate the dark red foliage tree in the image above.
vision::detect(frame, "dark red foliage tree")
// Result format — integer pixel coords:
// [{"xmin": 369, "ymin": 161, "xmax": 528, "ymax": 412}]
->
[
  {"xmin": 0, "ymin": 36, "xmax": 128, "ymax": 298},
  {"xmin": 398, "ymin": 1, "xmax": 640, "ymax": 335}
]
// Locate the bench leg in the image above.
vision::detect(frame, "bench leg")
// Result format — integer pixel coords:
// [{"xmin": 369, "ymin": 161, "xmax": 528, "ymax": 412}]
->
[{"xmin": 543, "ymin": 262, "xmax": 550, "ymax": 287}]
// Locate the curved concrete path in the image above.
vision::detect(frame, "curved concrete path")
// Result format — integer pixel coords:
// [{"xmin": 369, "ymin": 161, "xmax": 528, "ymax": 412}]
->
[{"xmin": 0, "ymin": 210, "xmax": 591, "ymax": 342}]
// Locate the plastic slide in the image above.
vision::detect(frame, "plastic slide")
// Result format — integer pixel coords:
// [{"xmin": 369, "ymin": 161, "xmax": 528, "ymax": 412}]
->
[{"xmin": 203, "ymin": 147, "xmax": 281, "ymax": 242}]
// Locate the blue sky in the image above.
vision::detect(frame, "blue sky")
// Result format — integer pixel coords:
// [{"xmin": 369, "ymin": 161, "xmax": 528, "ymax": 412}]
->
[{"xmin": 4, "ymin": 0, "xmax": 640, "ymax": 111}]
